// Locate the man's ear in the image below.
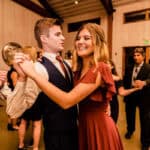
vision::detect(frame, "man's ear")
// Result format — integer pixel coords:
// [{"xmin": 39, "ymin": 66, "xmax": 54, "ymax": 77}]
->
[{"xmin": 40, "ymin": 35, "xmax": 47, "ymax": 43}]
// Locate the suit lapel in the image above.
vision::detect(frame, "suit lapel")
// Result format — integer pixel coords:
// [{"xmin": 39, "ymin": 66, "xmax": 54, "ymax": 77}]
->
[
  {"xmin": 130, "ymin": 66, "xmax": 134, "ymax": 80},
  {"xmin": 136, "ymin": 64, "xmax": 145, "ymax": 79}
]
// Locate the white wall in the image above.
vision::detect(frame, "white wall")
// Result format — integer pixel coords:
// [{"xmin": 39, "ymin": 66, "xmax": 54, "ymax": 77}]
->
[
  {"xmin": 62, "ymin": 10, "xmax": 108, "ymax": 54},
  {"xmin": 112, "ymin": 0, "xmax": 150, "ymax": 76},
  {"xmin": 0, "ymin": 1, "xmax": 108, "ymax": 69},
  {"xmin": 0, "ymin": 0, "xmax": 42, "ymax": 69},
  {"xmin": 2, "ymin": 0, "xmax": 149, "ymax": 76}
]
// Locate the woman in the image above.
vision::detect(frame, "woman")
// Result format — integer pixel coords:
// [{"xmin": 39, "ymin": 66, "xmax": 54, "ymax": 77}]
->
[
  {"xmin": 1, "ymin": 42, "xmax": 22, "ymax": 131},
  {"xmin": 6, "ymin": 66, "xmax": 20, "ymax": 130},
  {"xmin": 17, "ymin": 46, "xmax": 42, "ymax": 150},
  {"xmin": 16, "ymin": 23, "xmax": 123, "ymax": 150},
  {"xmin": 107, "ymin": 60, "xmax": 140, "ymax": 123}
]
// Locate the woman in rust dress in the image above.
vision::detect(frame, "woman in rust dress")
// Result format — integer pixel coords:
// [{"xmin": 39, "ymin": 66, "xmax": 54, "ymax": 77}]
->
[
  {"xmin": 14, "ymin": 23, "xmax": 123, "ymax": 150},
  {"xmin": 74, "ymin": 62, "xmax": 123, "ymax": 150}
]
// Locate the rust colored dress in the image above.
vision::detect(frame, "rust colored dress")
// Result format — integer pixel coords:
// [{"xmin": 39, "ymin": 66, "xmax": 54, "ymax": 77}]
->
[{"xmin": 74, "ymin": 62, "xmax": 124, "ymax": 150}]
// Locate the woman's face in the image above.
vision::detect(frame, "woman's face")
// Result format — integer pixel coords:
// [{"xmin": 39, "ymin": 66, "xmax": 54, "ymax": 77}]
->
[{"xmin": 75, "ymin": 28, "xmax": 94, "ymax": 58}]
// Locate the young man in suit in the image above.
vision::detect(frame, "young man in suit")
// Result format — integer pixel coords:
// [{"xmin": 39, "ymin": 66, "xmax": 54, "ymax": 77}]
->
[
  {"xmin": 7, "ymin": 18, "xmax": 78, "ymax": 150},
  {"xmin": 123, "ymin": 48, "xmax": 150, "ymax": 150}
]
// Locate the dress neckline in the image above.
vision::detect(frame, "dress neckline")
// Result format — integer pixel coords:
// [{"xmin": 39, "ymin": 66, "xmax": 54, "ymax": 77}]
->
[{"xmin": 78, "ymin": 65, "xmax": 96, "ymax": 81}]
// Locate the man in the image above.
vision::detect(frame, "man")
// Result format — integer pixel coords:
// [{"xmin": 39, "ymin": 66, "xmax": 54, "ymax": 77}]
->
[
  {"xmin": 7, "ymin": 18, "xmax": 78, "ymax": 150},
  {"xmin": 123, "ymin": 47, "xmax": 150, "ymax": 150}
]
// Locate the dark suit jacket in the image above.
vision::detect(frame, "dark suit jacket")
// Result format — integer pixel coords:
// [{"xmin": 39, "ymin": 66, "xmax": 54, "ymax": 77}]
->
[{"xmin": 123, "ymin": 63, "xmax": 150, "ymax": 111}]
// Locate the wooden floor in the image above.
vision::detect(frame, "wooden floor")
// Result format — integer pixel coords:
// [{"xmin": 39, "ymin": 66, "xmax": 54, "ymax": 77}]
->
[
  {"xmin": 0, "ymin": 96, "xmax": 141, "ymax": 150},
  {"xmin": 117, "ymin": 96, "xmax": 141, "ymax": 150}
]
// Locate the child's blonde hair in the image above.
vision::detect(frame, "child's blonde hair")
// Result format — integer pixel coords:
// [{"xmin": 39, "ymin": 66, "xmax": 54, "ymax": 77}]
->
[
  {"xmin": 22, "ymin": 46, "xmax": 37, "ymax": 62},
  {"xmin": 2, "ymin": 42, "xmax": 22, "ymax": 66}
]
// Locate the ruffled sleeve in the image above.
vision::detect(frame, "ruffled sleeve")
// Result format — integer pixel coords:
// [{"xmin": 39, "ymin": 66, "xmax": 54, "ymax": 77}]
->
[{"xmin": 79, "ymin": 62, "xmax": 116, "ymax": 102}]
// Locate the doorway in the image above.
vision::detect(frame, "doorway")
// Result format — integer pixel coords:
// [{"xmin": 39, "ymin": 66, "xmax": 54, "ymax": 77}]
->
[{"xmin": 122, "ymin": 46, "xmax": 150, "ymax": 75}]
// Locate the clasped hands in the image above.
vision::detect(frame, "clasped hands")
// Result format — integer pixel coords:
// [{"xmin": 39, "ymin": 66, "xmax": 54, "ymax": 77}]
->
[
  {"xmin": 13, "ymin": 53, "xmax": 36, "ymax": 80},
  {"xmin": 133, "ymin": 80, "xmax": 146, "ymax": 90}
]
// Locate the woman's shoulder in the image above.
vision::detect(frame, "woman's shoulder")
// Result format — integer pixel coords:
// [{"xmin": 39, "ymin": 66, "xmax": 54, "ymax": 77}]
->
[
  {"xmin": 97, "ymin": 61, "xmax": 110, "ymax": 70},
  {"xmin": 96, "ymin": 62, "xmax": 111, "ymax": 75}
]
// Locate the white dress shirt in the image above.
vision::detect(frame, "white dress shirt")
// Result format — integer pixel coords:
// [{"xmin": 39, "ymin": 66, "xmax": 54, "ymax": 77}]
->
[{"xmin": 131, "ymin": 61, "xmax": 144, "ymax": 86}]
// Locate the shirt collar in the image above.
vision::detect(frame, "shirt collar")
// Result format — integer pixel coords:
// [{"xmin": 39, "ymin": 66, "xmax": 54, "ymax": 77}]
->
[
  {"xmin": 43, "ymin": 52, "xmax": 59, "ymax": 61},
  {"xmin": 134, "ymin": 61, "xmax": 144, "ymax": 68}
]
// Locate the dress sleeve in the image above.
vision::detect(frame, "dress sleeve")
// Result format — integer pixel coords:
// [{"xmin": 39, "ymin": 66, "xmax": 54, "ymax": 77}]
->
[{"xmin": 80, "ymin": 62, "xmax": 116, "ymax": 102}]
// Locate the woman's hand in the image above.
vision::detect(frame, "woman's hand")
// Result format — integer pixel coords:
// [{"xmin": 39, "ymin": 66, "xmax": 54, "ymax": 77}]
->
[
  {"xmin": 14, "ymin": 53, "xmax": 37, "ymax": 80},
  {"xmin": 13, "ymin": 53, "xmax": 27, "ymax": 81},
  {"xmin": 133, "ymin": 80, "xmax": 146, "ymax": 89}
]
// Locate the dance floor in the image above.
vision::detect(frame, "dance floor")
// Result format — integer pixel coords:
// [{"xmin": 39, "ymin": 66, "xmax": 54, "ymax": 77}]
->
[{"xmin": 0, "ymin": 96, "xmax": 141, "ymax": 150}]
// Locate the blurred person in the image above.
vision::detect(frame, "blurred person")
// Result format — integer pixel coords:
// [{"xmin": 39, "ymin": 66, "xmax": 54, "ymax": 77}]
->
[
  {"xmin": 37, "ymin": 49, "xmax": 43, "ymax": 61},
  {"xmin": 7, "ymin": 18, "xmax": 78, "ymax": 150},
  {"xmin": 0, "ymin": 70, "xmax": 8, "ymax": 106},
  {"xmin": 1, "ymin": 42, "xmax": 22, "ymax": 131},
  {"xmin": 123, "ymin": 48, "xmax": 150, "ymax": 150},
  {"xmin": 107, "ymin": 60, "xmax": 141, "ymax": 123},
  {"xmin": 0, "ymin": 70, "xmax": 7, "ymax": 88},
  {"xmin": 64, "ymin": 50, "xmax": 73, "ymax": 67},
  {"xmin": 15, "ymin": 23, "xmax": 124, "ymax": 150},
  {"xmin": 17, "ymin": 46, "xmax": 42, "ymax": 150}
]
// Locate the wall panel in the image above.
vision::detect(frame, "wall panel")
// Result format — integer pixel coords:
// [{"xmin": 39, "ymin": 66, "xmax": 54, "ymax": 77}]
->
[{"xmin": 0, "ymin": 0, "xmax": 41, "ymax": 69}]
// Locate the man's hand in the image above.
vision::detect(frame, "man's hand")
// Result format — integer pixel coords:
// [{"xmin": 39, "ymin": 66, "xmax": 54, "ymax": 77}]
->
[{"xmin": 133, "ymin": 80, "xmax": 146, "ymax": 89}]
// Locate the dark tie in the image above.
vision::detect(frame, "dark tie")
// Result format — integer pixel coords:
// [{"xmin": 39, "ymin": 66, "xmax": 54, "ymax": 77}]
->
[
  {"xmin": 133, "ymin": 67, "xmax": 138, "ymax": 80},
  {"xmin": 56, "ymin": 55, "xmax": 70, "ymax": 82}
]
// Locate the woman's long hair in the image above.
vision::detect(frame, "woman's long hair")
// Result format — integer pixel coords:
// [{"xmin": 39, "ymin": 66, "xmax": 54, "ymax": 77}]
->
[{"xmin": 72, "ymin": 23, "xmax": 109, "ymax": 72}]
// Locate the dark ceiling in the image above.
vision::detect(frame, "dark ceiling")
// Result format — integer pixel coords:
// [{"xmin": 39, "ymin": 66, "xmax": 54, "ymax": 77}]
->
[{"xmin": 12, "ymin": 0, "xmax": 114, "ymax": 22}]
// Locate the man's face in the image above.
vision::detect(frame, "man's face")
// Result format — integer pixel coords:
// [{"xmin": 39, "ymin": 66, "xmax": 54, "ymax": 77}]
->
[
  {"xmin": 43, "ymin": 25, "xmax": 65, "ymax": 53},
  {"xmin": 133, "ymin": 52, "xmax": 144, "ymax": 65}
]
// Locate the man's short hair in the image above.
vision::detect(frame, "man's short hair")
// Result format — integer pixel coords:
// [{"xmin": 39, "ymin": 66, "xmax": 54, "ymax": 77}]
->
[
  {"xmin": 2, "ymin": 42, "xmax": 22, "ymax": 66},
  {"xmin": 34, "ymin": 18, "xmax": 62, "ymax": 48},
  {"xmin": 134, "ymin": 47, "xmax": 145, "ymax": 56}
]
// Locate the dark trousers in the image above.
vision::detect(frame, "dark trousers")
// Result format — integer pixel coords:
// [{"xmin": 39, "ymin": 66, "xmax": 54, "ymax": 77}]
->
[
  {"xmin": 44, "ymin": 129, "xmax": 78, "ymax": 150},
  {"xmin": 110, "ymin": 96, "xmax": 119, "ymax": 123},
  {"xmin": 125, "ymin": 99, "xmax": 138, "ymax": 133},
  {"xmin": 139, "ymin": 110, "xmax": 150, "ymax": 147}
]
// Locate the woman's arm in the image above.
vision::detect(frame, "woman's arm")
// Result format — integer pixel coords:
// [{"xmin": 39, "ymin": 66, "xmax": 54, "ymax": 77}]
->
[
  {"xmin": 19, "ymin": 60, "xmax": 101, "ymax": 109},
  {"xmin": 30, "ymin": 70, "xmax": 101, "ymax": 109},
  {"xmin": 112, "ymin": 75, "xmax": 140, "ymax": 96},
  {"xmin": 118, "ymin": 86, "xmax": 140, "ymax": 96}
]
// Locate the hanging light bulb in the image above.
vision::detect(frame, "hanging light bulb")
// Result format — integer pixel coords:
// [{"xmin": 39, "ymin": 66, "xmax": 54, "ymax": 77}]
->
[{"xmin": 74, "ymin": 0, "xmax": 79, "ymax": 5}]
